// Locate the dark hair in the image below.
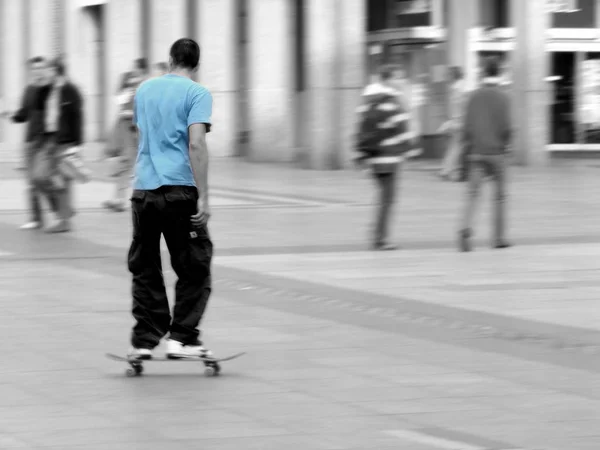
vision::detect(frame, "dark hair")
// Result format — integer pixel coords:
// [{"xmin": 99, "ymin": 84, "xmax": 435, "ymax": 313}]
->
[
  {"xmin": 135, "ymin": 58, "xmax": 148, "ymax": 72},
  {"xmin": 28, "ymin": 56, "xmax": 45, "ymax": 66},
  {"xmin": 169, "ymin": 38, "xmax": 200, "ymax": 70},
  {"xmin": 483, "ymin": 56, "xmax": 501, "ymax": 78},
  {"xmin": 449, "ymin": 66, "xmax": 463, "ymax": 81}
]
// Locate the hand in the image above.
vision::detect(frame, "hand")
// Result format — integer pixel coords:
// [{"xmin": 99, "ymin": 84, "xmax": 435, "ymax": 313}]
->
[{"xmin": 191, "ymin": 198, "xmax": 210, "ymax": 227}]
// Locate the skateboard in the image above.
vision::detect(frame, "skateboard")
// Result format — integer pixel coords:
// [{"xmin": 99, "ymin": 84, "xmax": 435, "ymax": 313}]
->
[{"xmin": 106, "ymin": 352, "xmax": 246, "ymax": 377}]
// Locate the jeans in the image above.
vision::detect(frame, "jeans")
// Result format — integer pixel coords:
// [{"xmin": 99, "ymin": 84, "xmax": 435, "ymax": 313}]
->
[
  {"xmin": 26, "ymin": 140, "xmax": 58, "ymax": 223},
  {"xmin": 461, "ymin": 154, "xmax": 507, "ymax": 242},
  {"xmin": 373, "ymin": 168, "xmax": 399, "ymax": 246},
  {"xmin": 128, "ymin": 185, "xmax": 213, "ymax": 349}
]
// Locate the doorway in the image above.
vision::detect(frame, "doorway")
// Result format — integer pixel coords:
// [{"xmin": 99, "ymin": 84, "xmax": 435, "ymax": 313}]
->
[{"xmin": 550, "ymin": 51, "xmax": 576, "ymax": 144}]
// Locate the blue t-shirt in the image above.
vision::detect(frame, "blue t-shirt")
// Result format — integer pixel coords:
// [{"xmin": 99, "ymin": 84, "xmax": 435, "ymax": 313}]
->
[{"xmin": 132, "ymin": 74, "xmax": 212, "ymax": 190}]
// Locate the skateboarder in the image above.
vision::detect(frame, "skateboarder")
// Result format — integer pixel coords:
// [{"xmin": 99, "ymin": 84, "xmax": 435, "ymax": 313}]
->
[{"xmin": 127, "ymin": 38, "xmax": 214, "ymax": 360}]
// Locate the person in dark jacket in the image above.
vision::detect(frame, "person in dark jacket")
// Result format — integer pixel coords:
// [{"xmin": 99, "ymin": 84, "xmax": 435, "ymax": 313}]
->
[
  {"xmin": 355, "ymin": 64, "xmax": 420, "ymax": 251},
  {"xmin": 13, "ymin": 57, "xmax": 46, "ymax": 169},
  {"xmin": 459, "ymin": 57, "xmax": 512, "ymax": 252},
  {"xmin": 32, "ymin": 57, "xmax": 84, "ymax": 233},
  {"xmin": 1, "ymin": 56, "xmax": 59, "ymax": 229}
]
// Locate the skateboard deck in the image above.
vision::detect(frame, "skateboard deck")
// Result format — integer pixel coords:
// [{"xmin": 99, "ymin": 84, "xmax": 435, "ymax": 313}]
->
[{"xmin": 106, "ymin": 352, "xmax": 245, "ymax": 377}]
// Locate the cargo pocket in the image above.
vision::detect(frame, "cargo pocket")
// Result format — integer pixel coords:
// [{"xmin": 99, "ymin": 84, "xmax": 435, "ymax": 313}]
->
[{"xmin": 187, "ymin": 223, "xmax": 213, "ymax": 279}]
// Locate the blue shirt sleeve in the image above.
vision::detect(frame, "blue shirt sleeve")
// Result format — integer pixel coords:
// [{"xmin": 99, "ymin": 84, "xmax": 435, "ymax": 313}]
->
[{"xmin": 187, "ymin": 86, "xmax": 213, "ymax": 132}]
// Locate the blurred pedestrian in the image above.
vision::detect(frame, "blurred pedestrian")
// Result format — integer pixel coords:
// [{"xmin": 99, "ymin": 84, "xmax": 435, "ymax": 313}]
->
[
  {"xmin": 11, "ymin": 57, "xmax": 46, "ymax": 171},
  {"xmin": 153, "ymin": 62, "xmax": 169, "ymax": 77},
  {"xmin": 459, "ymin": 57, "xmax": 512, "ymax": 252},
  {"xmin": 31, "ymin": 57, "xmax": 84, "ymax": 233},
  {"xmin": 126, "ymin": 38, "xmax": 214, "ymax": 360},
  {"xmin": 0, "ymin": 56, "xmax": 60, "ymax": 229},
  {"xmin": 103, "ymin": 58, "xmax": 149, "ymax": 211},
  {"xmin": 355, "ymin": 64, "xmax": 420, "ymax": 251},
  {"xmin": 103, "ymin": 62, "xmax": 148, "ymax": 212},
  {"xmin": 439, "ymin": 66, "xmax": 468, "ymax": 182}
]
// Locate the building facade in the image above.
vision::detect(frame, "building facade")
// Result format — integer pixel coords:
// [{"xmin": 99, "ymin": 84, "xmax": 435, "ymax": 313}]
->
[
  {"xmin": 369, "ymin": 0, "xmax": 600, "ymax": 164},
  {"xmin": 0, "ymin": 0, "xmax": 366, "ymax": 169},
  {"xmin": 1, "ymin": 0, "xmax": 597, "ymax": 168}
]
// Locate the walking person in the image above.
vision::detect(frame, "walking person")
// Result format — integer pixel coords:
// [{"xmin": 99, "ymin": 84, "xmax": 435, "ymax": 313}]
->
[
  {"xmin": 459, "ymin": 57, "xmax": 512, "ymax": 252},
  {"xmin": 32, "ymin": 57, "xmax": 84, "ymax": 233},
  {"xmin": 127, "ymin": 38, "xmax": 214, "ymax": 360},
  {"xmin": 12, "ymin": 57, "xmax": 45, "ymax": 171},
  {"xmin": 0, "ymin": 57, "xmax": 59, "ymax": 229},
  {"xmin": 2, "ymin": 56, "xmax": 58, "ymax": 230},
  {"xmin": 355, "ymin": 64, "xmax": 419, "ymax": 251},
  {"xmin": 439, "ymin": 66, "xmax": 468, "ymax": 182},
  {"xmin": 103, "ymin": 67, "xmax": 146, "ymax": 212}
]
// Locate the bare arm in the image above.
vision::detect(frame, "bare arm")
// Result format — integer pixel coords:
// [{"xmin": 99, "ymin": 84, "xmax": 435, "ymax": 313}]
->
[{"xmin": 189, "ymin": 123, "xmax": 210, "ymax": 209}]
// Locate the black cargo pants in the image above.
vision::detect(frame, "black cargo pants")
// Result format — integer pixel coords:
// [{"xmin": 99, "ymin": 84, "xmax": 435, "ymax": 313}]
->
[{"xmin": 128, "ymin": 185, "xmax": 213, "ymax": 349}]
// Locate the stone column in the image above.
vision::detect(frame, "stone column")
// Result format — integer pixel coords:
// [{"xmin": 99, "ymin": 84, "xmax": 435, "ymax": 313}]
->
[
  {"xmin": 196, "ymin": 0, "xmax": 236, "ymax": 158},
  {"xmin": 151, "ymin": 0, "xmax": 186, "ymax": 65},
  {"xmin": 304, "ymin": 0, "xmax": 366, "ymax": 169},
  {"xmin": 247, "ymin": 0, "xmax": 294, "ymax": 163},
  {"xmin": 511, "ymin": 0, "xmax": 550, "ymax": 165},
  {"xmin": 1, "ymin": 0, "xmax": 27, "ymax": 153}
]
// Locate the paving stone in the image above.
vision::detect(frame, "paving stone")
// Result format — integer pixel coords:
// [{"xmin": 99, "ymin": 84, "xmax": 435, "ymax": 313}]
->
[{"xmin": 1, "ymin": 159, "xmax": 600, "ymax": 449}]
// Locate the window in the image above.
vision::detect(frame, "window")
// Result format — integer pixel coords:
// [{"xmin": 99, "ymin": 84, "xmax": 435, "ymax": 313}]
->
[
  {"xmin": 579, "ymin": 53, "xmax": 600, "ymax": 143},
  {"xmin": 479, "ymin": 0, "xmax": 510, "ymax": 28},
  {"xmin": 367, "ymin": 0, "xmax": 390, "ymax": 31},
  {"xmin": 551, "ymin": 0, "xmax": 596, "ymax": 28},
  {"xmin": 394, "ymin": 0, "xmax": 432, "ymax": 27},
  {"xmin": 550, "ymin": 52, "xmax": 576, "ymax": 144}
]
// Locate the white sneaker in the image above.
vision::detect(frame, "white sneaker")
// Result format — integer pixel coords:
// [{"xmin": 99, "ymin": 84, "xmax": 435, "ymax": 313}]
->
[
  {"xmin": 19, "ymin": 221, "xmax": 41, "ymax": 230},
  {"xmin": 127, "ymin": 347, "xmax": 153, "ymax": 360},
  {"xmin": 166, "ymin": 339, "xmax": 213, "ymax": 359}
]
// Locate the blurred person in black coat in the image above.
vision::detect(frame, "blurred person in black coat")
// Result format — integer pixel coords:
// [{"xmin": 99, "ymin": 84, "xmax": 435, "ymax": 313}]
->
[
  {"xmin": 32, "ymin": 57, "xmax": 84, "ymax": 233},
  {"xmin": 1, "ymin": 56, "xmax": 59, "ymax": 229}
]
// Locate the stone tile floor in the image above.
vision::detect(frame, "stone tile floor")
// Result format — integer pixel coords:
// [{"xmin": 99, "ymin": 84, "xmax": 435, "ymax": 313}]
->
[{"xmin": 0, "ymin": 157, "xmax": 599, "ymax": 449}]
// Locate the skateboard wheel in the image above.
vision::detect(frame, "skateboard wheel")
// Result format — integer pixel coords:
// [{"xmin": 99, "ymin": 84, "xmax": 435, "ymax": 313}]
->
[
  {"xmin": 125, "ymin": 368, "xmax": 137, "ymax": 377},
  {"xmin": 134, "ymin": 365, "xmax": 144, "ymax": 375},
  {"xmin": 204, "ymin": 366, "xmax": 218, "ymax": 377}
]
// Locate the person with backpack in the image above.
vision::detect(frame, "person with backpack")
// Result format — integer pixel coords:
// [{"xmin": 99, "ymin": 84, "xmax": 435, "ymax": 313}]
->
[{"xmin": 355, "ymin": 64, "xmax": 420, "ymax": 251}]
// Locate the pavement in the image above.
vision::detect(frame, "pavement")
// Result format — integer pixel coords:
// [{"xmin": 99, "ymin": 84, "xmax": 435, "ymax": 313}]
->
[{"xmin": 1, "ymin": 153, "xmax": 600, "ymax": 449}]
